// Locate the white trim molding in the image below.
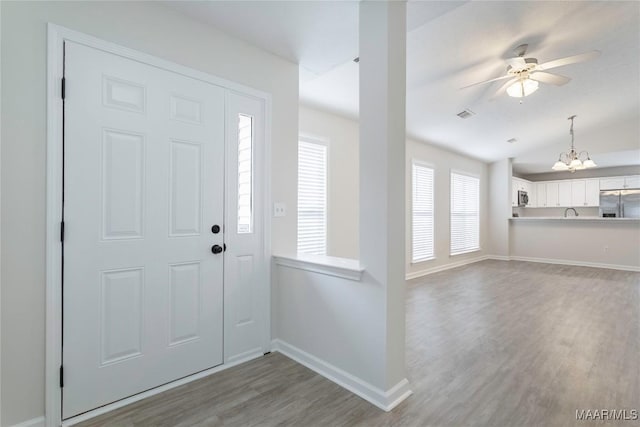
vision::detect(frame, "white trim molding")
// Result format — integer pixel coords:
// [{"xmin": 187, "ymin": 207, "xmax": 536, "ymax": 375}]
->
[
  {"xmin": 9, "ymin": 417, "xmax": 46, "ymax": 427},
  {"xmin": 273, "ymin": 254, "xmax": 364, "ymax": 281},
  {"xmin": 271, "ymin": 339, "xmax": 412, "ymax": 412},
  {"xmin": 46, "ymin": 24, "xmax": 273, "ymax": 427},
  {"xmin": 406, "ymin": 255, "xmax": 489, "ymax": 280},
  {"xmin": 507, "ymin": 256, "xmax": 640, "ymax": 272},
  {"xmin": 407, "ymin": 255, "xmax": 640, "ymax": 280}
]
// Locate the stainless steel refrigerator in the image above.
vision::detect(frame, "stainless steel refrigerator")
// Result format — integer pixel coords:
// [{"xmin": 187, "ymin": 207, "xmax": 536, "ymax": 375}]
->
[{"xmin": 600, "ymin": 189, "xmax": 640, "ymax": 218}]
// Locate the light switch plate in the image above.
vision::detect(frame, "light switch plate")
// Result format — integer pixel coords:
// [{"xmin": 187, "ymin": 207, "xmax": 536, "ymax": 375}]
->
[{"xmin": 273, "ymin": 202, "xmax": 286, "ymax": 217}]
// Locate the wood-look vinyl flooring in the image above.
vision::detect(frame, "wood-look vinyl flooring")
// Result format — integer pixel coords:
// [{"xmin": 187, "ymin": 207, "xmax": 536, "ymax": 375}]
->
[{"xmin": 76, "ymin": 260, "xmax": 639, "ymax": 427}]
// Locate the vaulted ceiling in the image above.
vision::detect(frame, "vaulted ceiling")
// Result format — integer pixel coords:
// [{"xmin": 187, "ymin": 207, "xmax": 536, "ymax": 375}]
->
[{"xmin": 166, "ymin": 1, "xmax": 639, "ymax": 174}]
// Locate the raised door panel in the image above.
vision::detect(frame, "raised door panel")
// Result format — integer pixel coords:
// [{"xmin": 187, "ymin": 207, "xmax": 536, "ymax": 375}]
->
[
  {"xmin": 558, "ymin": 181, "xmax": 572, "ymax": 207},
  {"xmin": 585, "ymin": 179, "xmax": 600, "ymax": 207},
  {"xmin": 546, "ymin": 182, "xmax": 559, "ymax": 207},
  {"xmin": 571, "ymin": 180, "xmax": 586, "ymax": 207},
  {"xmin": 100, "ymin": 268, "xmax": 144, "ymax": 365},
  {"xmin": 527, "ymin": 181, "xmax": 536, "ymax": 207},
  {"xmin": 536, "ymin": 183, "xmax": 547, "ymax": 207},
  {"xmin": 169, "ymin": 262, "xmax": 202, "ymax": 346},
  {"xmin": 169, "ymin": 140, "xmax": 202, "ymax": 236},
  {"xmin": 102, "ymin": 129, "xmax": 145, "ymax": 240}
]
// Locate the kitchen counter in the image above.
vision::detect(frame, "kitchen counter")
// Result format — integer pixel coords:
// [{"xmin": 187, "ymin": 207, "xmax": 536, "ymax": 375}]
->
[
  {"xmin": 510, "ymin": 216, "xmax": 639, "ymax": 221},
  {"xmin": 509, "ymin": 215, "xmax": 640, "ymax": 270}
]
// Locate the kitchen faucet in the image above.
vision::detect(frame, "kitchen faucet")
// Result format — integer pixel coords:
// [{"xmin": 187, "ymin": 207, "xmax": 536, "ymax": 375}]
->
[{"xmin": 564, "ymin": 207, "xmax": 579, "ymax": 217}]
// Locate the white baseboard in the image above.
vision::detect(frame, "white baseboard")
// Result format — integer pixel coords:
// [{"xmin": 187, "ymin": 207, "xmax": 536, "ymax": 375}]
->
[
  {"xmin": 62, "ymin": 351, "xmax": 264, "ymax": 426},
  {"xmin": 487, "ymin": 255, "xmax": 511, "ymax": 261},
  {"xmin": 9, "ymin": 417, "xmax": 45, "ymax": 427},
  {"xmin": 507, "ymin": 256, "xmax": 640, "ymax": 272},
  {"xmin": 406, "ymin": 255, "xmax": 489, "ymax": 280},
  {"xmin": 271, "ymin": 339, "xmax": 412, "ymax": 412},
  {"xmin": 407, "ymin": 254, "xmax": 639, "ymax": 277}
]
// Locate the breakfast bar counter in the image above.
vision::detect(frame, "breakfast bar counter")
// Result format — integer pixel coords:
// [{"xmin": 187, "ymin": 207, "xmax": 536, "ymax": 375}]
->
[{"xmin": 509, "ymin": 217, "xmax": 640, "ymax": 270}]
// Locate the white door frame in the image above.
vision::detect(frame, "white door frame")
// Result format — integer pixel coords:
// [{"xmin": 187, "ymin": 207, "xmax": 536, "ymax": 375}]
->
[{"xmin": 46, "ymin": 24, "xmax": 272, "ymax": 427}]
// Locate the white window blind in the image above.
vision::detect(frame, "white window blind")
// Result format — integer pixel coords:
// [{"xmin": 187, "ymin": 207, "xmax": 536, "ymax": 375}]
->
[
  {"xmin": 297, "ymin": 139, "xmax": 327, "ymax": 255},
  {"xmin": 412, "ymin": 163, "xmax": 434, "ymax": 262},
  {"xmin": 450, "ymin": 172, "xmax": 480, "ymax": 255}
]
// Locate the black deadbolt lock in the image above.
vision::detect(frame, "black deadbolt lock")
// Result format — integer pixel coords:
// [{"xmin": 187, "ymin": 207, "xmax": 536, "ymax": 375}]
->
[{"xmin": 211, "ymin": 225, "xmax": 221, "ymax": 234}]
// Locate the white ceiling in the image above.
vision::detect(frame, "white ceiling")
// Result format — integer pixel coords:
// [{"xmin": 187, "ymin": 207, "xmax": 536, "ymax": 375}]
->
[{"xmin": 166, "ymin": 1, "xmax": 639, "ymax": 175}]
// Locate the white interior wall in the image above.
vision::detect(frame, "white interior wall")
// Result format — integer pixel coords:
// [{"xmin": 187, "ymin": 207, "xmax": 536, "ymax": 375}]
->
[
  {"xmin": 299, "ymin": 105, "xmax": 359, "ymax": 259},
  {"xmin": 0, "ymin": 2, "xmax": 298, "ymax": 425},
  {"xmin": 299, "ymin": 105, "xmax": 491, "ymax": 275},
  {"xmin": 405, "ymin": 139, "xmax": 490, "ymax": 277},
  {"xmin": 273, "ymin": 5, "xmax": 411, "ymax": 412},
  {"xmin": 489, "ymin": 159, "xmax": 512, "ymax": 257},
  {"xmin": 0, "ymin": 3, "xmax": 3, "ymax": 424}
]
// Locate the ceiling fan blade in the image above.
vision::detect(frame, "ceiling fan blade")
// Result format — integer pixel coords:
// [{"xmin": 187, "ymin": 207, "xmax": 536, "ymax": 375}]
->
[
  {"xmin": 490, "ymin": 77, "xmax": 519, "ymax": 100},
  {"xmin": 460, "ymin": 74, "xmax": 512, "ymax": 90},
  {"xmin": 530, "ymin": 71, "xmax": 571, "ymax": 86},
  {"xmin": 537, "ymin": 50, "xmax": 601, "ymax": 71},
  {"xmin": 506, "ymin": 57, "xmax": 526, "ymax": 69}
]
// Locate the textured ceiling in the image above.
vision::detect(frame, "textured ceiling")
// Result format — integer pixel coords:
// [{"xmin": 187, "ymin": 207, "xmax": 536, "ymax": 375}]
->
[{"xmin": 166, "ymin": 1, "xmax": 639, "ymax": 174}]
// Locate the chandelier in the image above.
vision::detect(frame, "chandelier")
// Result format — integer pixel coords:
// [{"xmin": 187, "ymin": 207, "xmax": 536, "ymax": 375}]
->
[{"xmin": 551, "ymin": 115, "xmax": 597, "ymax": 172}]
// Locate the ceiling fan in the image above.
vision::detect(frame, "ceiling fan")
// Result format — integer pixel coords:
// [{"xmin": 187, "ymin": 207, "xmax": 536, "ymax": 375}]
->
[{"xmin": 462, "ymin": 44, "xmax": 601, "ymax": 99}]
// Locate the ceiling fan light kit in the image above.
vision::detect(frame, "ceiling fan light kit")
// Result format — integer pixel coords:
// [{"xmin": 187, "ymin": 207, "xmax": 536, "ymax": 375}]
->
[
  {"xmin": 551, "ymin": 115, "xmax": 597, "ymax": 173},
  {"xmin": 461, "ymin": 44, "xmax": 600, "ymax": 100},
  {"xmin": 506, "ymin": 77, "xmax": 539, "ymax": 98}
]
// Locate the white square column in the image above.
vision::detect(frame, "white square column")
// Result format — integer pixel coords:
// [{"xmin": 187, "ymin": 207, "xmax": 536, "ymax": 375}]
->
[{"xmin": 359, "ymin": 0, "xmax": 411, "ymax": 402}]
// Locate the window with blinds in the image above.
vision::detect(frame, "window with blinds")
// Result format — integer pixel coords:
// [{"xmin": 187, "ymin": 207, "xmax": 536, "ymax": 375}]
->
[
  {"xmin": 237, "ymin": 114, "xmax": 253, "ymax": 234},
  {"xmin": 297, "ymin": 139, "xmax": 327, "ymax": 255},
  {"xmin": 450, "ymin": 172, "xmax": 480, "ymax": 255},
  {"xmin": 412, "ymin": 162, "xmax": 434, "ymax": 262}
]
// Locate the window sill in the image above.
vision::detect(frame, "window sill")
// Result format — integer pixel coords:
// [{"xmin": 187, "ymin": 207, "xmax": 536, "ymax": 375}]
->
[
  {"xmin": 450, "ymin": 248, "xmax": 481, "ymax": 257},
  {"xmin": 411, "ymin": 256, "xmax": 436, "ymax": 265},
  {"xmin": 273, "ymin": 253, "xmax": 364, "ymax": 281}
]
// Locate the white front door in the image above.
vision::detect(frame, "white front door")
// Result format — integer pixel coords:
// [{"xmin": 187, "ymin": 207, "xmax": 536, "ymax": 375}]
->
[
  {"xmin": 63, "ymin": 41, "xmax": 225, "ymax": 418},
  {"xmin": 224, "ymin": 93, "xmax": 268, "ymax": 363}
]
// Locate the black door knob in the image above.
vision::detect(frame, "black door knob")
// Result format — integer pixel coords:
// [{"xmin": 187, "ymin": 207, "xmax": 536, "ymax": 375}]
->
[
  {"xmin": 211, "ymin": 225, "xmax": 220, "ymax": 234},
  {"xmin": 211, "ymin": 244, "xmax": 223, "ymax": 254}
]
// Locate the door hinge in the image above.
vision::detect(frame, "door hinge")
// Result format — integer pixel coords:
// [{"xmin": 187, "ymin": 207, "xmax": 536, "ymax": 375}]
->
[
  {"xmin": 61, "ymin": 77, "xmax": 66, "ymax": 100},
  {"xmin": 60, "ymin": 221, "xmax": 65, "ymax": 242},
  {"xmin": 59, "ymin": 365, "xmax": 64, "ymax": 388}
]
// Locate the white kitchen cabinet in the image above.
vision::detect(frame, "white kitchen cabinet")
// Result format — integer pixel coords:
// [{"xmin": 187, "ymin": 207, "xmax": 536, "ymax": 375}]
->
[
  {"xmin": 536, "ymin": 183, "xmax": 547, "ymax": 207},
  {"xmin": 558, "ymin": 181, "xmax": 572, "ymax": 207},
  {"xmin": 568, "ymin": 179, "xmax": 599, "ymax": 207},
  {"xmin": 625, "ymin": 175, "xmax": 640, "ymax": 189},
  {"xmin": 600, "ymin": 177, "xmax": 626, "ymax": 190},
  {"xmin": 585, "ymin": 179, "xmax": 600, "ymax": 206},
  {"xmin": 527, "ymin": 181, "xmax": 537, "ymax": 207},
  {"xmin": 546, "ymin": 182, "xmax": 559, "ymax": 207},
  {"xmin": 512, "ymin": 177, "xmax": 533, "ymax": 206},
  {"xmin": 571, "ymin": 180, "xmax": 586, "ymax": 207}
]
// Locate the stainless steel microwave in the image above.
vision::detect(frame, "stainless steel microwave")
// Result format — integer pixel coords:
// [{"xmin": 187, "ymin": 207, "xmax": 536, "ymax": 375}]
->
[{"xmin": 518, "ymin": 190, "xmax": 529, "ymax": 207}]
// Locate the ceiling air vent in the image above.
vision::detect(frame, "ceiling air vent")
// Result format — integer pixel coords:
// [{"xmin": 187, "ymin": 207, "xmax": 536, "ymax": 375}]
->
[
  {"xmin": 507, "ymin": 138, "xmax": 517, "ymax": 144},
  {"xmin": 457, "ymin": 109, "xmax": 475, "ymax": 119}
]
